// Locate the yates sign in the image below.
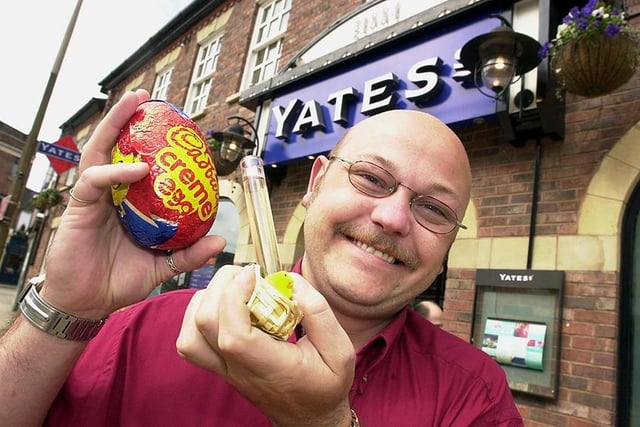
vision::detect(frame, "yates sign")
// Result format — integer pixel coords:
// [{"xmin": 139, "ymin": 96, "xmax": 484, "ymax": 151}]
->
[
  {"xmin": 37, "ymin": 135, "xmax": 80, "ymax": 174},
  {"xmin": 263, "ymin": 15, "xmax": 502, "ymax": 165}
]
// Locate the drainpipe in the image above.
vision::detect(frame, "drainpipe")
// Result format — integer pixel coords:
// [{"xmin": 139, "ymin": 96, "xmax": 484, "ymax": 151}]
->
[{"xmin": 526, "ymin": 138, "xmax": 542, "ymax": 269}]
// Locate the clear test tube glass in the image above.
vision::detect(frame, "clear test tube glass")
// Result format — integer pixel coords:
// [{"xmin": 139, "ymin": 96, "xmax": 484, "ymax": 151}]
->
[{"xmin": 240, "ymin": 155, "xmax": 282, "ymax": 276}]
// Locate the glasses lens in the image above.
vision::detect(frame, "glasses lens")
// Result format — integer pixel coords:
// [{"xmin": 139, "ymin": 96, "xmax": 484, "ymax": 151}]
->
[
  {"xmin": 411, "ymin": 196, "xmax": 458, "ymax": 234},
  {"xmin": 348, "ymin": 161, "xmax": 395, "ymax": 197},
  {"xmin": 336, "ymin": 156, "xmax": 461, "ymax": 234}
]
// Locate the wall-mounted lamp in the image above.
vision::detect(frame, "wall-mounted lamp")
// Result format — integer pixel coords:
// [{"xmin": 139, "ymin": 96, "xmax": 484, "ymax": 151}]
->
[
  {"xmin": 459, "ymin": 15, "xmax": 542, "ymax": 100},
  {"xmin": 207, "ymin": 116, "xmax": 257, "ymax": 176},
  {"xmin": 180, "ymin": 35, "xmax": 191, "ymax": 47}
]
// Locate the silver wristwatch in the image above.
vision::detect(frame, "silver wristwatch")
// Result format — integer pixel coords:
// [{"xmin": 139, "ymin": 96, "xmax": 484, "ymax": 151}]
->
[{"xmin": 19, "ymin": 279, "xmax": 107, "ymax": 341}]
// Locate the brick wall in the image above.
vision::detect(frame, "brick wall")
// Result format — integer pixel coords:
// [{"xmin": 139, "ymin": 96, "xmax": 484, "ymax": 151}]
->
[{"xmin": 443, "ymin": 77, "xmax": 640, "ymax": 426}]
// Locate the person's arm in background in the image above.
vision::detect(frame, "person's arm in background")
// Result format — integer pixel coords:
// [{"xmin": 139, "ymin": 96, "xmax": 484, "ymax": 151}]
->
[{"xmin": 0, "ymin": 90, "xmax": 226, "ymax": 426}]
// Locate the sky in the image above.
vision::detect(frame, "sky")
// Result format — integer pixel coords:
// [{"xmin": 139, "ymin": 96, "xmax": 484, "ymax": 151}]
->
[{"xmin": 0, "ymin": 0, "xmax": 193, "ymax": 190}]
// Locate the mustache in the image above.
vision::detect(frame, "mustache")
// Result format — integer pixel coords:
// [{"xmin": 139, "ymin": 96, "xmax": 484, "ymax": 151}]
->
[{"xmin": 335, "ymin": 223, "xmax": 420, "ymax": 270}]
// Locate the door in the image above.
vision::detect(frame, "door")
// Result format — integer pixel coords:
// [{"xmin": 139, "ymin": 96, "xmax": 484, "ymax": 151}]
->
[{"xmin": 618, "ymin": 182, "xmax": 640, "ymax": 426}]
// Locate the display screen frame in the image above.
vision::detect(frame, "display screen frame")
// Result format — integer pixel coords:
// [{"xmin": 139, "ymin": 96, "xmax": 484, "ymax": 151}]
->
[{"xmin": 472, "ymin": 269, "xmax": 564, "ymax": 399}]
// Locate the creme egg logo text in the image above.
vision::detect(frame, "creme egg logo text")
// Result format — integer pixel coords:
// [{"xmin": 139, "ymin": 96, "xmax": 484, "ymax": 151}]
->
[{"xmin": 154, "ymin": 125, "xmax": 218, "ymax": 221}]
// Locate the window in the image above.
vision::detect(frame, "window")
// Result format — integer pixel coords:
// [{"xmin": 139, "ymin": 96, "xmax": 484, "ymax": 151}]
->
[
  {"xmin": 9, "ymin": 160, "xmax": 17, "ymax": 181},
  {"xmin": 65, "ymin": 137, "xmax": 87, "ymax": 187},
  {"xmin": 152, "ymin": 67, "xmax": 173, "ymax": 100},
  {"xmin": 185, "ymin": 34, "xmax": 223, "ymax": 116},
  {"xmin": 64, "ymin": 166, "xmax": 78, "ymax": 188},
  {"xmin": 243, "ymin": 0, "xmax": 292, "ymax": 88}
]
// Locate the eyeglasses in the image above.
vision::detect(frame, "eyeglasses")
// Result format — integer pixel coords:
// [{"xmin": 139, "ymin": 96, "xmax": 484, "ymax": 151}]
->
[{"xmin": 328, "ymin": 155, "xmax": 467, "ymax": 234}]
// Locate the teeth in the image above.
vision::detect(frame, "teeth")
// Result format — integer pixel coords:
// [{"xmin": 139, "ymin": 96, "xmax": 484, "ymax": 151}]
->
[{"xmin": 354, "ymin": 240, "xmax": 396, "ymax": 264}]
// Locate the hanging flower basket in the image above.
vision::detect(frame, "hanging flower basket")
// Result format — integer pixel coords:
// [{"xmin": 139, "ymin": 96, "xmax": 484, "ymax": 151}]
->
[
  {"xmin": 551, "ymin": 33, "xmax": 638, "ymax": 97},
  {"xmin": 32, "ymin": 188, "xmax": 63, "ymax": 211},
  {"xmin": 539, "ymin": 1, "xmax": 640, "ymax": 98}
]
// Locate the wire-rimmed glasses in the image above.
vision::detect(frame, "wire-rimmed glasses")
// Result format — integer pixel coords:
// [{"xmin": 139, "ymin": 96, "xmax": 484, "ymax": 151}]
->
[{"xmin": 329, "ymin": 155, "xmax": 466, "ymax": 234}]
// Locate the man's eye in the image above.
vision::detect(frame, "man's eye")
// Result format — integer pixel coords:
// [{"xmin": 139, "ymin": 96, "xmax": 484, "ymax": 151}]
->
[
  {"xmin": 363, "ymin": 173, "xmax": 385, "ymax": 187},
  {"xmin": 415, "ymin": 201, "xmax": 448, "ymax": 220},
  {"xmin": 356, "ymin": 172, "xmax": 388, "ymax": 190}
]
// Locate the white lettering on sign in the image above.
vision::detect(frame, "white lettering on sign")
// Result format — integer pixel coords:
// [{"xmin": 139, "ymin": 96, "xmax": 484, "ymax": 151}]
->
[
  {"xmin": 272, "ymin": 56, "xmax": 446, "ymax": 140},
  {"xmin": 499, "ymin": 273, "xmax": 535, "ymax": 282},
  {"xmin": 37, "ymin": 141, "xmax": 81, "ymax": 164}
]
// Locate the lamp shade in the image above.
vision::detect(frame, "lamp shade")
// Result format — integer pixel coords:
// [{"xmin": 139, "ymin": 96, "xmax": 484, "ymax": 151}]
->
[
  {"xmin": 460, "ymin": 21, "xmax": 542, "ymax": 95},
  {"xmin": 208, "ymin": 117, "xmax": 258, "ymax": 176},
  {"xmin": 214, "ymin": 123, "xmax": 251, "ymax": 162}
]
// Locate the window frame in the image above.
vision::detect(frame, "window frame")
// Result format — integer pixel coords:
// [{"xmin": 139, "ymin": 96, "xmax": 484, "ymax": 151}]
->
[
  {"xmin": 151, "ymin": 67, "xmax": 173, "ymax": 100},
  {"xmin": 241, "ymin": 0, "xmax": 292, "ymax": 89},
  {"xmin": 184, "ymin": 33, "xmax": 224, "ymax": 116}
]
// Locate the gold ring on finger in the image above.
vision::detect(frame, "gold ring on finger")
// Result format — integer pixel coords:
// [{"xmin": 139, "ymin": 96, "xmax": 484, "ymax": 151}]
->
[
  {"xmin": 69, "ymin": 187, "xmax": 99, "ymax": 205},
  {"xmin": 166, "ymin": 252, "xmax": 181, "ymax": 275}
]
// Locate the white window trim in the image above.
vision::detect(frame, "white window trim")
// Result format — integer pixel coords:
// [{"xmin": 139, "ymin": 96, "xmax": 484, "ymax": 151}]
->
[
  {"xmin": 240, "ymin": 0, "xmax": 291, "ymax": 90},
  {"xmin": 184, "ymin": 33, "xmax": 223, "ymax": 116},
  {"xmin": 152, "ymin": 67, "xmax": 173, "ymax": 100}
]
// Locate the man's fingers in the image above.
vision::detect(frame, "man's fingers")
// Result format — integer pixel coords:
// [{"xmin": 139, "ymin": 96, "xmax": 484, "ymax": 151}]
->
[
  {"xmin": 290, "ymin": 274, "xmax": 355, "ymax": 373},
  {"xmin": 160, "ymin": 235, "xmax": 227, "ymax": 283},
  {"xmin": 79, "ymin": 90, "xmax": 150, "ymax": 170},
  {"xmin": 177, "ymin": 265, "xmax": 246, "ymax": 374},
  {"xmin": 216, "ymin": 265, "xmax": 260, "ymax": 350},
  {"xmin": 177, "ymin": 266, "xmax": 354, "ymax": 385},
  {"xmin": 69, "ymin": 162, "xmax": 149, "ymax": 206},
  {"xmin": 176, "ymin": 290, "xmax": 227, "ymax": 372}
]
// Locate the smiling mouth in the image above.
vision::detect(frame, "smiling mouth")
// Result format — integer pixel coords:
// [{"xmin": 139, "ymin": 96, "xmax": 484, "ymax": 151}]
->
[{"xmin": 352, "ymin": 238, "xmax": 399, "ymax": 265}]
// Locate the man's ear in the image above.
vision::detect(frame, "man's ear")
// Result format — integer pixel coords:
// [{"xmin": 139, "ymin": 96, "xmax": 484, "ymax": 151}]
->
[{"xmin": 302, "ymin": 156, "xmax": 330, "ymax": 207}]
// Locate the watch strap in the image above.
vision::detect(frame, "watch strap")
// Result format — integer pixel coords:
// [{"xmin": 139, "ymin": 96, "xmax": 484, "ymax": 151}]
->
[{"xmin": 19, "ymin": 283, "xmax": 107, "ymax": 341}]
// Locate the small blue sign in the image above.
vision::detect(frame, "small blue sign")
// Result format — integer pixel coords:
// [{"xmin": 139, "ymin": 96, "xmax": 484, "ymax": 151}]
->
[{"xmin": 37, "ymin": 141, "xmax": 81, "ymax": 164}]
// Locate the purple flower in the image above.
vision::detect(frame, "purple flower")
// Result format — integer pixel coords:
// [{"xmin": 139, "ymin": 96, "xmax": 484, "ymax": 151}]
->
[
  {"xmin": 605, "ymin": 23, "xmax": 621, "ymax": 36},
  {"xmin": 581, "ymin": 0, "xmax": 597, "ymax": 16},
  {"xmin": 565, "ymin": 6, "xmax": 580, "ymax": 24},
  {"xmin": 538, "ymin": 42, "xmax": 551, "ymax": 59},
  {"xmin": 576, "ymin": 16, "xmax": 590, "ymax": 30},
  {"xmin": 545, "ymin": 0, "xmax": 636, "ymax": 63}
]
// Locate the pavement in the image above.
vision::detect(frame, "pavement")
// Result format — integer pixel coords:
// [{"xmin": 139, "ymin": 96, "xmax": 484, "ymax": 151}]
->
[{"xmin": 0, "ymin": 285, "xmax": 19, "ymax": 329}]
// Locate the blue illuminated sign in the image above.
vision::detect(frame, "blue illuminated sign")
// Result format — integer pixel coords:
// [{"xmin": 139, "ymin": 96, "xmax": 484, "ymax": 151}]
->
[{"xmin": 263, "ymin": 14, "xmax": 501, "ymax": 165}]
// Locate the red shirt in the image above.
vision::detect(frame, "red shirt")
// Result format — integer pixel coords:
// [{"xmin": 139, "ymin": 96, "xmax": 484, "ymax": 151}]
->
[{"xmin": 48, "ymin": 286, "xmax": 522, "ymax": 426}]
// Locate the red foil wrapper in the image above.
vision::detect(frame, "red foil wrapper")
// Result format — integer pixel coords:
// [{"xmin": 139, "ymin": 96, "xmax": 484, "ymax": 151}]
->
[{"xmin": 111, "ymin": 100, "xmax": 219, "ymax": 250}]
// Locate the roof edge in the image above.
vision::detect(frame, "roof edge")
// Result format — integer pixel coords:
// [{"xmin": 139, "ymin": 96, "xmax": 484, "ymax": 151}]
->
[{"xmin": 98, "ymin": 0, "xmax": 224, "ymax": 93}]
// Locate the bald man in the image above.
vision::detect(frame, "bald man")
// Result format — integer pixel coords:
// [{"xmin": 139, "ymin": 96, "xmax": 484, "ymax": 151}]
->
[
  {"xmin": 1, "ymin": 93, "xmax": 522, "ymax": 426},
  {"xmin": 415, "ymin": 300, "xmax": 444, "ymax": 327}
]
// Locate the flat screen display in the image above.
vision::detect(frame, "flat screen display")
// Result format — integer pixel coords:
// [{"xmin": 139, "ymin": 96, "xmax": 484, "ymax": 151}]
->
[{"xmin": 481, "ymin": 318, "xmax": 547, "ymax": 371}]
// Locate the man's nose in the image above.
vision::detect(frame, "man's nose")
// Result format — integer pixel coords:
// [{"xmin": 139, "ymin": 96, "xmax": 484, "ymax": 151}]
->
[{"xmin": 368, "ymin": 187, "xmax": 414, "ymax": 236}]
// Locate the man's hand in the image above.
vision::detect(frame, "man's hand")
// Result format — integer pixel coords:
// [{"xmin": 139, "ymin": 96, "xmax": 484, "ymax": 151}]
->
[
  {"xmin": 176, "ymin": 265, "xmax": 356, "ymax": 427},
  {"xmin": 0, "ymin": 90, "xmax": 226, "ymax": 427},
  {"xmin": 41, "ymin": 90, "xmax": 226, "ymax": 319}
]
